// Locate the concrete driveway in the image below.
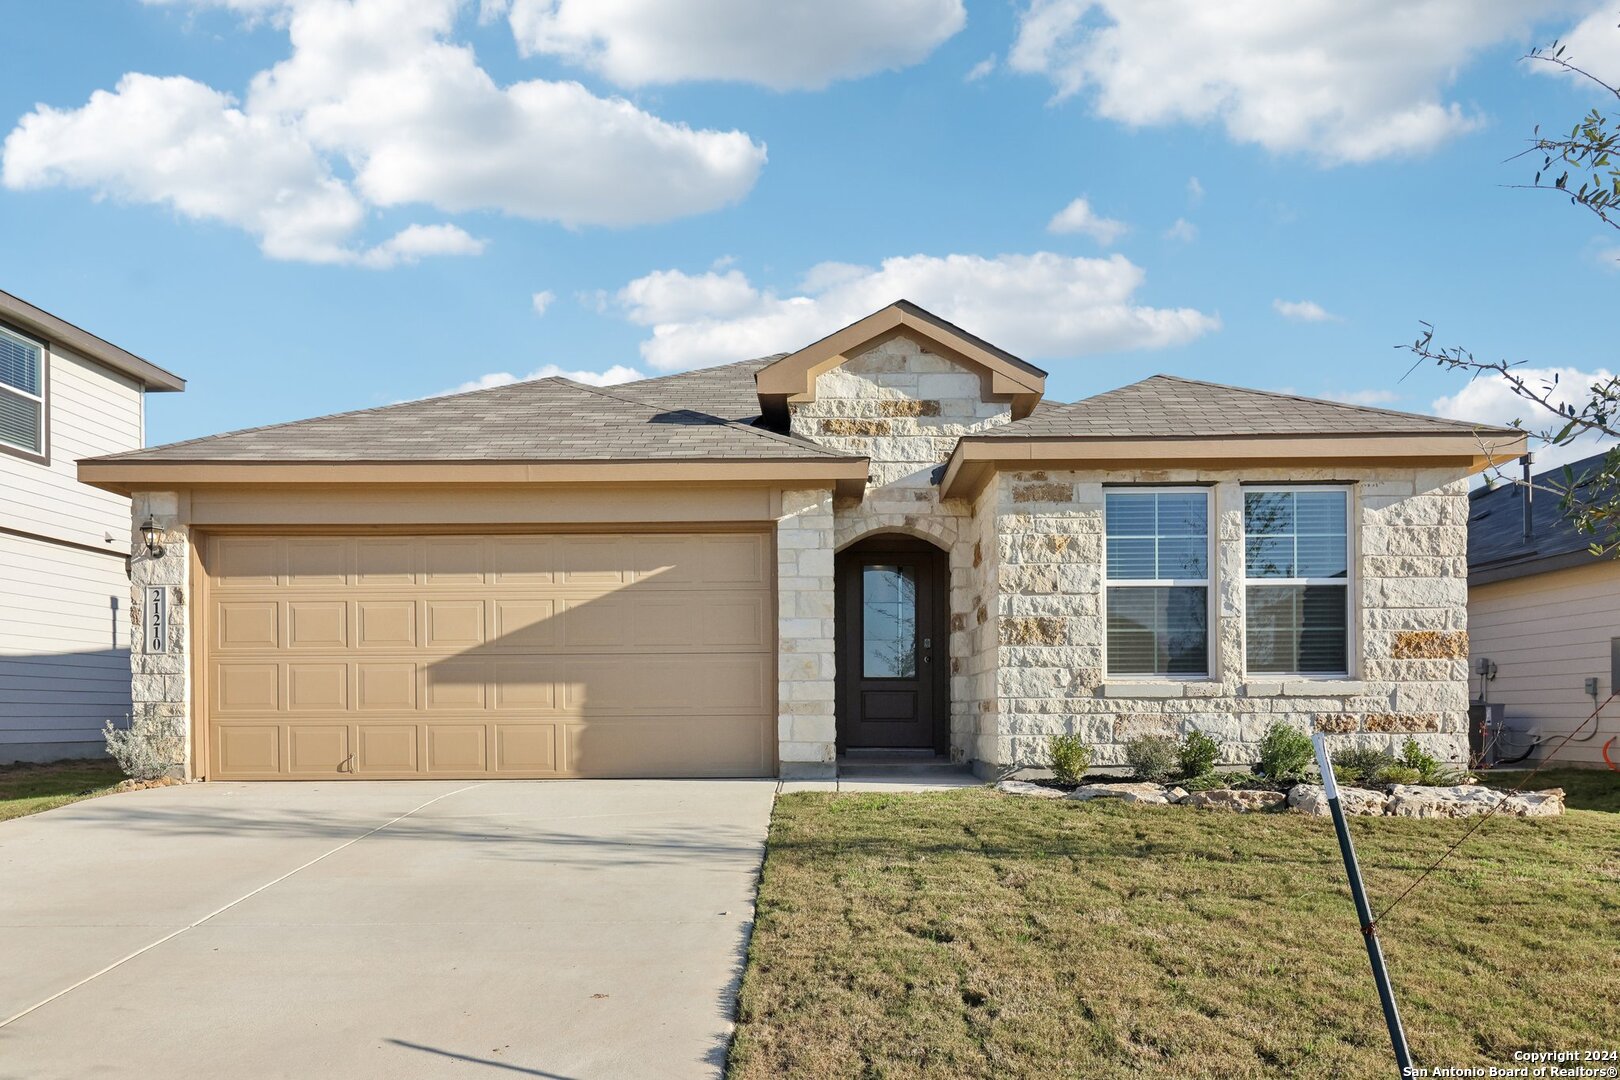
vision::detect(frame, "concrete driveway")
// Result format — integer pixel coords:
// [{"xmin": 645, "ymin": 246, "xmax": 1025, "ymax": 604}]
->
[{"xmin": 0, "ymin": 779, "xmax": 777, "ymax": 1080}]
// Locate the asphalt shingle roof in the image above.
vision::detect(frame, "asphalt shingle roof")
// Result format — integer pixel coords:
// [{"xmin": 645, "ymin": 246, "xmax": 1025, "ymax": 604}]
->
[
  {"xmin": 979, "ymin": 375, "xmax": 1518, "ymax": 439},
  {"xmin": 1468, "ymin": 450, "xmax": 1615, "ymax": 581},
  {"xmin": 615, "ymin": 357, "xmax": 781, "ymax": 422},
  {"xmin": 94, "ymin": 372, "xmax": 852, "ymax": 463}
]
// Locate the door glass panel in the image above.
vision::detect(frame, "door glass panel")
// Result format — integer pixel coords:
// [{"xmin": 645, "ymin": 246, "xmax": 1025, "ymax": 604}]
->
[{"xmin": 863, "ymin": 564, "xmax": 917, "ymax": 679}]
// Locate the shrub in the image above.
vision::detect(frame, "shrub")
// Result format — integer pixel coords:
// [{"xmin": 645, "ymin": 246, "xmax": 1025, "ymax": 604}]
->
[
  {"xmin": 1125, "ymin": 735, "xmax": 1180, "ymax": 783},
  {"xmin": 1047, "ymin": 733, "xmax": 1094, "ymax": 785},
  {"xmin": 1372, "ymin": 764, "xmax": 1423, "ymax": 786},
  {"xmin": 1257, "ymin": 722, "xmax": 1314, "ymax": 781},
  {"xmin": 103, "ymin": 712, "xmax": 185, "ymax": 781},
  {"xmin": 1332, "ymin": 745, "xmax": 1397, "ymax": 787},
  {"xmin": 1395, "ymin": 737, "xmax": 1468, "ymax": 785},
  {"xmin": 1179, "ymin": 731, "xmax": 1220, "ymax": 779}
]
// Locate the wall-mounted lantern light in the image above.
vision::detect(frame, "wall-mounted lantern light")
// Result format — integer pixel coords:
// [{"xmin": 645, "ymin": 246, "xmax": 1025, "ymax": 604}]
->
[{"xmin": 140, "ymin": 516, "xmax": 165, "ymax": 559}]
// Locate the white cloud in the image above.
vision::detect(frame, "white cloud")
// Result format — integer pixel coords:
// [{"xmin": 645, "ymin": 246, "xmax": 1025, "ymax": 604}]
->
[
  {"xmin": 3, "ymin": 73, "xmax": 364, "ymax": 264},
  {"xmin": 618, "ymin": 268, "xmax": 761, "ymax": 325},
  {"xmin": 5, "ymin": 0, "xmax": 765, "ymax": 263},
  {"xmin": 1273, "ymin": 298, "xmax": 1341, "ymax": 323},
  {"xmin": 432, "ymin": 362, "xmax": 645, "ymax": 397},
  {"xmin": 1543, "ymin": 8, "xmax": 1620, "ymax": 87},
  {"xmin": 1164, "ymin": 217, "xmax": 1198, "ymax": 242},
  {"xmin": 1433, "ymin": 365, "xmax": 1618, "ymax": 472},
  {"xmin": 1186, "ymin": 175, "xmax": 1203, "ymax": 204},
  {"xmin": 358, "ymin": 222, "xmax": 486, "ymax": 268},
  {"xmin": 614, "ymin": 251, "xmax": 1220, "ymax": 371},
  {"xmin": 1006, "ymin": 1, "xmax": 1586, "ymax": 164},
  {"xmin": 531, "ymin": 289, "xmax": 556, "ymax": 315},
  {"xmin": 966, "ymin": 55, "xmax": 997, "ymax": 82},
  {"xmin": 1047, "ymin": 196, "xmax": 1129, "ymax": 244},
  {"xmin": 505, "ymin": 0, "xmax": 965, "ymax": 90}
]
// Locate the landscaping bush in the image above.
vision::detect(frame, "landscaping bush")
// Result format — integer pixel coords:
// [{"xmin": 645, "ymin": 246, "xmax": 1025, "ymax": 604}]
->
[
  {"xmin": 1125, "ymin": 735, "xmax": 1180, "ymax": 783},
  {"xmin": 1179, "ymin": 731, "xmax": 1220, "ymax": 779},
  {"xmin": 1257, "ymin": 722, "xmax": 1314, "ymax": 782},
  {"xmin": 1372, "ymin": 764, "xmax": 1424, "ymax": 786},
  {"xmin": 1331, "ymin": 745, "xmax": 1396, "ymax": 787},
  {"xmin": 1396, "ymin": 736, "xmax": 1468, "ymax": 785},
  {"xmin": 103, "ymin": 712, "xmax": 184, "ymax": 781},
  {"xmin": 1046, "ymin": 733, "xmax": 1094, "ymax": 785}
]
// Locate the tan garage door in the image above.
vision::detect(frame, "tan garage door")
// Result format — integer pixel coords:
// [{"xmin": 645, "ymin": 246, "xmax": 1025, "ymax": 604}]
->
[{"xmin": 200, "ymin": 531, "xmax": 775, "ymax": 779}]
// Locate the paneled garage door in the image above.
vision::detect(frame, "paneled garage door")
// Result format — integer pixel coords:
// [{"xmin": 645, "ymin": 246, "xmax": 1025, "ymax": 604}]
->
[{"xmin": 200, "ymin": 531, "xmax": 775, "ymax": 779}]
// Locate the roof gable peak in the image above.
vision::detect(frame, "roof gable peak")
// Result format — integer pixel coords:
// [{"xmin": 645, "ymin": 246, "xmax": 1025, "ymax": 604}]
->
[{"xmin": 753, "ymin": 300, "xmax": 1047, "ymax": 425}]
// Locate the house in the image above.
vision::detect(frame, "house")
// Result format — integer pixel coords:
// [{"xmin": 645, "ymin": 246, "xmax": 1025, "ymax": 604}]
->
[
  {"xmin": 77, "ymin": 301, "xmax": 1521, "ymax": 780},
  {"xmin": 1, "ymin": 290, "xmax": 185, "ymax": 764},
  {"xmin": 1467, "ymin": 451, "xmax": 1618, "ymax": 768}
]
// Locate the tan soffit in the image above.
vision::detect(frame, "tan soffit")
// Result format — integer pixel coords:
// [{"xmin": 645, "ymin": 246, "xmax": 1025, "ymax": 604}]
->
[
  {"xmin": 0, "ymin": 289, "xmax": 185, "ymax": 392},
  {"xmin": 77, "ymin": 457, "xmax": 871, "ymax": 499},
  {"xmin": 938, "ymin": 431, "xmax": 1531, "ymax": 500},
  {"xmin": 754, "ymin": 300, "xmax": 1047, "ymax": 424}
]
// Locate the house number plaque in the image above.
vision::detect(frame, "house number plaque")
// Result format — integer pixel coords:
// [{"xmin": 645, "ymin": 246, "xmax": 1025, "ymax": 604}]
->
[{"xmin": 145, "ymin": 586, "xmax": 169, "ymax": 654}]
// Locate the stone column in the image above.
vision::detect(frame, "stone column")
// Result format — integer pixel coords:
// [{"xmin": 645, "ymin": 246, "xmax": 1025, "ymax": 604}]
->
[
  {"xmin": 1212, "ymin": 479, "xmax": 1246, "ymax": 685},
  {"xmin": 776, "ymin": 489, "xmax": 838, "ymax": 778},
  {"xmin": 128, "ymin": 491, "xmax": 192, "ymax": 778}
]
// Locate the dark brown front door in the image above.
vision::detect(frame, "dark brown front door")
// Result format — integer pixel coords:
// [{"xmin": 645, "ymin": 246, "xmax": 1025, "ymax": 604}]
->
[{"xmin": 836, "ymin": 536, "xmax": 948, "ymax": 752}]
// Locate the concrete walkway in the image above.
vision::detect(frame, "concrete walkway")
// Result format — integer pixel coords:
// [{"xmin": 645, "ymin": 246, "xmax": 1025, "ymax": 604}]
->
[{"xmin": 0, "ymin": 780, "xmax": 776, "ymax": 1080}]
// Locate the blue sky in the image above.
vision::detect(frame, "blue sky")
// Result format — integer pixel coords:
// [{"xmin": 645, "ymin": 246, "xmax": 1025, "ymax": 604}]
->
[{"xmin": 1, "ymin": 0, "xmax": 1616, "ymax": 454}]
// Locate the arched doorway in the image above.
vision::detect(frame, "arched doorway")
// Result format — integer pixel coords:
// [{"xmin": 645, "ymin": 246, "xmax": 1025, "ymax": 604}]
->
[{"xmin": 835, "ymin": 533, "xmax": 950, "ymax": 754}]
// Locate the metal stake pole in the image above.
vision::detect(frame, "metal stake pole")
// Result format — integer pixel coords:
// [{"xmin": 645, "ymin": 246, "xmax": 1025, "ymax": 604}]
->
[{"xmin": 1311, "ymin": 732, "xmax": 1415, "ymax": 1078}]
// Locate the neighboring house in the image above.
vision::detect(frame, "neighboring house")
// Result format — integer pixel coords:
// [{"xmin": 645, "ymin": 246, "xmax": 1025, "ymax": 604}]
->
[
  {"xmin": 1, "ymin": 290, "xmax": 185, "ymax": 764},
  {"xmin": 78, "ymin": 301, "xmax": 1521, "ymax": 781},
  {"xmin": 1467, "ymin": 451, "xmax": 1618, "ymax": 768}
]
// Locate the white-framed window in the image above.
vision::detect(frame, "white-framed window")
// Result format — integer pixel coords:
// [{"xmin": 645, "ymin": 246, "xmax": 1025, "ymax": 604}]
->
[
  {"xmin": 1243, "ymin": 485, "xmax": 1352, "ymax": 676},
  {"xmin": 1103, "ymin": 487, "xmax": 1212, "ymax": 678},
  {"xmin": 0, "ymin": 324, "xmax": 46, "ymax": 458}
]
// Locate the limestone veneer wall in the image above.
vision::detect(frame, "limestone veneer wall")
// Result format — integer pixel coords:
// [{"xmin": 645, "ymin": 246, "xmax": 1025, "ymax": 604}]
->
[
  {"xmin": 127, "ymin": 490, "xmax": 192, "ymax": 776},
  {"xmin": 988, "ymin": 466, "xmax": 1471, "ymax": 772},
  {"xmin": 789, "ymin": 336, "xmax": 1011, "ymax": 763},
  {"xmin": 957, "ymin": 476, "xmax": 1003, "ymax": 764},
  {"xmin": 776, "ymin": 488, "xmax": 838, "ymax": 777}
]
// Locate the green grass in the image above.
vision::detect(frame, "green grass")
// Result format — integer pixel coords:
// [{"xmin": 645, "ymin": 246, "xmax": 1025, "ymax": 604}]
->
[
  {"xmin": 1475, "ymin": 767, "xmax": 1620, "ymax": 813},
  {"xmin": 0, "ymin": 759, "xmax": 124, "ymax": 822},
  {"xmin": 729, "ymin": 788, "xmax": 1620, "ymax": 1079}
]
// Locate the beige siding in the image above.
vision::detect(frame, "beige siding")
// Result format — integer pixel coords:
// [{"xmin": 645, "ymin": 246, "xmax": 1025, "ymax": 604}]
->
[
  {"xmin": 0, "ymin": 533, "xmax": 131, "ymax": 761},
  {"xmin": 1, "ymin": 344, "xmax": 144, "ymax": 761},
  {"xmin": 1468, "ymin": 560, "xmax": 1620, "ymax": 767},
  {"xmin": 0, "ymin": 343, "xmax": 143, "ymax": 549}
]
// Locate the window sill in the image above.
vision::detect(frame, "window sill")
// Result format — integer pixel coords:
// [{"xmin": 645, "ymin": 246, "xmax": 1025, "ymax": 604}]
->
[
  {"xmin": 1100, "ymin": 681, "xmax": 1213, "ymax": 699},
  {"xmin": 1242, "ymin": 679, "xmax": 1365, "ymax": 697}
]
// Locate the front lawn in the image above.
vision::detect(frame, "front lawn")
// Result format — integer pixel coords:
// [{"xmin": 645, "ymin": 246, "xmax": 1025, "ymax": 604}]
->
[
  {"xmin": 729, "ymin": 786, "xmax": 1620, "ymax": 1078},
  {"xmin": 0, "ymin": 759, "xmax": 124, "ymax": 822}
]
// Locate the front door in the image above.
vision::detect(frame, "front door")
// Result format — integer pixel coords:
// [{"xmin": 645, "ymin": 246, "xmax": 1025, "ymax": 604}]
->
[{"xmin": 836, "ymin": 536, "xmax": 948, "ymax": 751}]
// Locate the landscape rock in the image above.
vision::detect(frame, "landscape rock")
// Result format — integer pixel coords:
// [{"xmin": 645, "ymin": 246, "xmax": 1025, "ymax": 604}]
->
[
  {"xmin": 1288, "ymin": 784, "xmax": 1390, "ymax": 817},
  {"xmin": 1068, "ymin": 782, "xmax": 1182, "ymax": 805},
  {"xmin": 1184, "ymin": 788, "xmax": 1287, "ymax": 813},
  {"xmin": 995, "ymin": 779, "xmax": 1067, "ymax": 799},
  {"xmin": 1387, "ymin": 784, "xmax": 1564, "ymax": 819}
]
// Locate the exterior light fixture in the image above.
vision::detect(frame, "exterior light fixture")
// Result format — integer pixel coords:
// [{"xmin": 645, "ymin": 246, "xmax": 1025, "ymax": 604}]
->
[{"xmin": 140, "ymin": 516, "xmax": 165, "ymax": 559}]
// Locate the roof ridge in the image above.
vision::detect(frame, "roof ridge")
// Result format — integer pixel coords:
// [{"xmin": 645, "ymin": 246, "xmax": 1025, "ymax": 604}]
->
[
  {"xmin": 617, "ymin": 355, "xmax": 785, "ymax": 392},
  {"xmin": 1137, "ymin": 374, "xmax": 1517, "ymax": 433},
  {"xmin": 564, "ymin": 377, "xmax": 855, "ymax": 459}
]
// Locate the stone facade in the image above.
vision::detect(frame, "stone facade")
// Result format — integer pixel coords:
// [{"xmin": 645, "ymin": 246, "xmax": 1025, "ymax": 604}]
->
[
  {"xmin": 786, "ymin": 336, "xmax": 1011, "ymax": 762},
  {"xmin": 775, "ymin": 488, "xmax": 838, "ymax": 777},
  {"xmin": 127, "ymin": 491, "xmax": 192, "ymax": 776},
  {"xmin": 988, "ymin": 466, "xmax": 1471, "ymax": 772}
]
